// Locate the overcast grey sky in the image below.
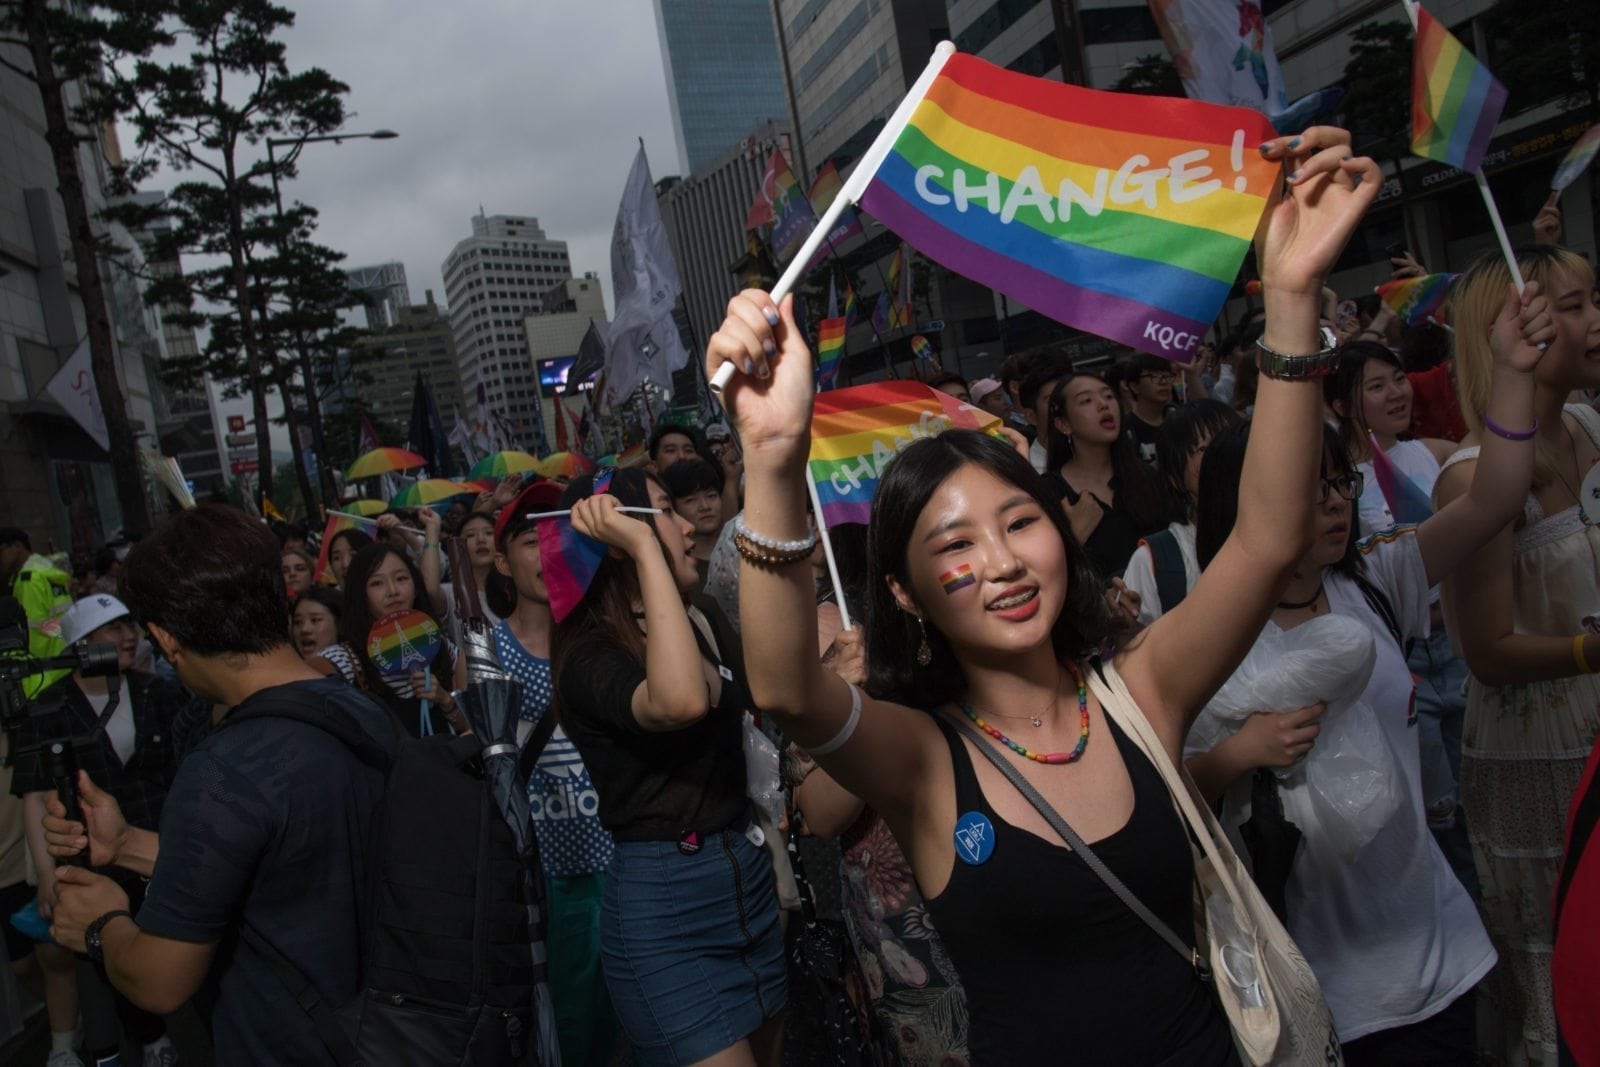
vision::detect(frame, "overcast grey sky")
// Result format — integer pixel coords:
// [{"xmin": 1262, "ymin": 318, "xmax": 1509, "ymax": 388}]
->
[{"xmin": 215, "ymin": 0, "xmax": 682, "ymax": 315}]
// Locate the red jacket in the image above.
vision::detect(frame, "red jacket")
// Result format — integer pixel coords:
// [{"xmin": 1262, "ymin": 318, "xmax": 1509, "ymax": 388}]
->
[
  {"xmin": 1407, "ymin": 363, "xmax": 1468, "ymax": 442},
  {"xmin": 1554, "ymin": 738, "xmax": 1600, "ymax": 1064}
]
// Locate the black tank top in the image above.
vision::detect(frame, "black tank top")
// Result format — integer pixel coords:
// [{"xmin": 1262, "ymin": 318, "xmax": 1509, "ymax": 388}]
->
[{"xmin": 924, "ymin": 710, "xmax": 1239, "ymax": 1065}]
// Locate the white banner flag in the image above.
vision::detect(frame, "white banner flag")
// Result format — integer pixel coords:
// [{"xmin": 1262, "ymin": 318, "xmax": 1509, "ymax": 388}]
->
[
  {"xmin": 1146, "ymin": 0, "xmax": 1288, "ymax": 115},
  {"xmin": 45, "ymin": 338, "xmax": 110, "ymax": 450},
  {"xmin": 609, "ymin": 144, "xmax": 683, "ymax": 337}
]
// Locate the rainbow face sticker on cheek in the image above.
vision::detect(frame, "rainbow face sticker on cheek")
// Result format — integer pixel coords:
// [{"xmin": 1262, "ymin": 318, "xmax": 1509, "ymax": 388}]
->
[{"xmin": 939, "ymin": 564, "xmax": 977, "ymax": 594}]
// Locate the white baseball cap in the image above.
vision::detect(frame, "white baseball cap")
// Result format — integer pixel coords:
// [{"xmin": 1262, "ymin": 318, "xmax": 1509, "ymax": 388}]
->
[{"xmin": 61, "ymin": 594, "xmax": 131, "ymax": 644}]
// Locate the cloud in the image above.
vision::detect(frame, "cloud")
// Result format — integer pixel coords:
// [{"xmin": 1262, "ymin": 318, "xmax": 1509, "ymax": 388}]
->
[{"xmin": 148, "ymin": 0, "xmax": 682, "ymax": 312}]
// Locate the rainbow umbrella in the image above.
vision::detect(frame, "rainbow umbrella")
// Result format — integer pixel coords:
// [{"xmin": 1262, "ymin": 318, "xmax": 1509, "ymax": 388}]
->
[
  {"xmin": 347, "ymin": 447, "xmax": 426, "ymax": 480},
  {"xmin": 389, "ymin": 479, "xmax": 478, "ymax": 508},
  {"xmin": 338, "ymin": 499, "xmax": 388, "ymax": 517},
  {"xmin": 463, "ymin": 478, "xmax": 499, "ymax": 494},
  {"xmin": 469, "ymin": 450, "xmax": 540, "ymax": 479},
  {"xmin": 535, "ymin": 451, "xmax": 597, "ymax": 480}
]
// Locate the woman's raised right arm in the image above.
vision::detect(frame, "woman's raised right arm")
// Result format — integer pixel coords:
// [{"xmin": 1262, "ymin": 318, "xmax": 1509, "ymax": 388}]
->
[{"xmin": 706, "ymin": 293, "xmax": 945, "ymax": 823}]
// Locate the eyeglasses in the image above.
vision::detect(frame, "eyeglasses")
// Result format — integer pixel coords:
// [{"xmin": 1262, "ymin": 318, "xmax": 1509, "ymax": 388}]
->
[
  {"xmin": 1141, "ymin": 372, "xmax": 1176, "ymax": 384},
  {"xmin": 1317, "ymin": 471, "xmax": 1364, "ymax": 504}
]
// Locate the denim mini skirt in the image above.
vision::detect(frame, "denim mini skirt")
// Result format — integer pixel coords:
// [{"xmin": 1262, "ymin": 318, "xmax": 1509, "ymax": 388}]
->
[{"xmin": 600, "ymin": 821, "xmax": 787, "ymax": 1065}]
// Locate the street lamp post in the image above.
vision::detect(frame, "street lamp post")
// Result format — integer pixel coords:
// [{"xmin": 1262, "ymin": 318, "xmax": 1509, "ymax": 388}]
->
[{"xmin": 265, "ymin": 129, "xmax": 398, "ymax": 515}]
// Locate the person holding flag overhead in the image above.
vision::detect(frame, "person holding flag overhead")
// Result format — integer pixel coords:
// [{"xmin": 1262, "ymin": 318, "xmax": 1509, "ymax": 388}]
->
[
  {"xmin": 706, "ymin": 122, "xmax": 1383, "ymax": 1061},
  {"xmin": 548, "ymin": 469, "xmax": 786, "ymax": 1066}
]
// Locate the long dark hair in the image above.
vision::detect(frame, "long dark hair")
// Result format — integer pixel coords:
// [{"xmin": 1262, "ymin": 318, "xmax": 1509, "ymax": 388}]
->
[
  {"xmin": 863, "ymin": 430, "xmax": 1131, "ymax": 708},
  {"xmin": 1194, "ymin": 420, "xmax": 1360, "ymax": 578},
  {"xmin": 550, "ymin": 469, "xmax": 675, "ymax": 717},
  {"xmin": 1154, "ymin": 399, "xmax": 1240, "ymax": 519},
  {"xmin": 1045, "ymin": 373, "xmax": 1176, "ymax": 532},
  {"xmin": 1324, "ymin": 340, "xmax": 1403, "ymax": 457},
  {"xmin": 340, "ymin": 542, "xmax": 443, "ymax": 692}
]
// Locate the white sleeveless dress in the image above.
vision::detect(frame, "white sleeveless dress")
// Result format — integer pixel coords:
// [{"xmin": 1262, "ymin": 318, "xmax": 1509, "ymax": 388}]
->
[{"xmin": 1440, "ymin": 403, "xmax": 1600, "ymax": 1064}]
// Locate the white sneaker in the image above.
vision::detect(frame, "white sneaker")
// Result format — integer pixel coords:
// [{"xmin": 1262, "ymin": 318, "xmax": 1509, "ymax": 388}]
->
[{"xmin": 47, "ymin": 1050, "xmax": 85, "ymax": 1067}]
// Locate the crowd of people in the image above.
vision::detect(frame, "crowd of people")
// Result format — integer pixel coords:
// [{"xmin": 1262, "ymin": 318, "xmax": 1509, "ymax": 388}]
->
[{"xmin": 0, "ymin": 126, "xmax": 1597, "ymax": 1067}]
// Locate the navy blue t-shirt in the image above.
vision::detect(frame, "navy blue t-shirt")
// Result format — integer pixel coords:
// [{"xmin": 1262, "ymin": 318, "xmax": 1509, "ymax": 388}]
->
[{"xmin": 135, "ymin": 676, "xmax": 399, "ymax": 1065}]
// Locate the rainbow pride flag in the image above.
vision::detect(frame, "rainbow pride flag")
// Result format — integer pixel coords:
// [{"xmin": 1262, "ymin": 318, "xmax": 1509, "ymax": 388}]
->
[
  {"xmin": 1409, "ymin": 4, "xmax": 1507, "ymax": 173},
  {"xmin": 615, "ymin": 441, "xmax": 648, "ymax": 469},
  {"xmin": 804, "ymin": 161, "xmax": 865, "ymax": 270},
  {"xmin": 855, "ymin": 51, "xmax": 1276, "ymax": 362},
  {"xmin": 536, "ymin": 516, "xmax": 608, "ymax": 623},
  {"xmin": 1376, "ymin": 272, "xmax": 1459, "ymax": 326},
  {"xmin": 816, "ymin": 317, "xmax": 847, "ymax": 391},
  {"xmin": 761, "ymin": 149, "xmax": 816, "ymax": 263},
  {"xmin": 843, "ymin": 281, "xmax": 859, "ymax": 328},
  {"xmin": 911, "ymin": 335, "xmax": 936, "ymax": 363},
  {"xmin": 1368, "ymin": 433, "xmax": 1434, "ymax": 526},
  {"xmin": 1552, "ymin": 125, "xmax": 1600, "ymax": 193},
  {"xmin": 809, "ymin": 380, "xmax": 1003, "ymax": 526}
]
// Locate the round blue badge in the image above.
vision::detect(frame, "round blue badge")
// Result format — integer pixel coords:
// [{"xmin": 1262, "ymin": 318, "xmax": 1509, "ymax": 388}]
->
[{"xmin": 953, "ymin": 811, "xmax": 996, "ymax": 866}]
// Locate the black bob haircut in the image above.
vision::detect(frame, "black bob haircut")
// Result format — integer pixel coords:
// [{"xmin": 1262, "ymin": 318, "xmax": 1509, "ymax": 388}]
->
[
  {"xmin": 662, "ymin": 456, "xmax": 725, "ymax": 498},
  {"xmin": 863, "ymin": 430, "xmax": 1130, "ymax": 709},
  {"xmin": 1194, "ymin": 419, "xmax": 1361, "ymax": 579},
  {"xmin": 120, "ymin": 505, "xmax": 291, "ymax": 656},
  {"xmin": 647, "ymin": 423, "xmax": 707, "ymax": 462},
  {"xmin": 1153, "ymin": 399, "xmax": 1241, "ymax": 517}
]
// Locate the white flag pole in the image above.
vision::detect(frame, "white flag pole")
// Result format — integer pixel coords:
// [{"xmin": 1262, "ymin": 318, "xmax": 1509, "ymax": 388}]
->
[
  {"xmin": 805, "ymin": 467, "xmax": 853, "ymax": 631},
  {"xmin": 711, "ymin": 40, "xmax": 958, "ymax": 394},
  {"xmin": 1402, "ymin": 1, "xmax": 1525, "ymax": 290}
]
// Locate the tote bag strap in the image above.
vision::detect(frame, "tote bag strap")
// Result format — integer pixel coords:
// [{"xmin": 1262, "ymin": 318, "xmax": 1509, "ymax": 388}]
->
[{"xmin": 1086, "ymin": 660, "xmax": 1255, "ymax": 911}]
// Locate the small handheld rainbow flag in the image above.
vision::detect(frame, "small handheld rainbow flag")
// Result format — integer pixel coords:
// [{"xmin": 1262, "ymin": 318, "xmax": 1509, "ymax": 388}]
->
[
  {"xmin": 853, "ymin": 50, "xmax": 1277, "ymax": 363},
  {"xmin": 1368, "ymin": 433, "xmax": 1435, "ymax": 526},
  {"xmin": 910, "ymin": 335, "xmax": 936, "ymax": 364},
  {"xmin": 808, "ymin": 380, "xmax": 1004, "ymax": 526},
  {"xmin": 1376, "ymin": 273, "xmax": 1459, "ymax": 326},
  {"xmin": 816, "ymin": 317, "xmax": 847, "ymax": 391},
  {"xmin": 843, "ymin": 282, "xmax": 859, "ymax": 328},
  {"xmin": 803, "ymin": 161, "xmax": 865, "ymax": 271},
  {"xmin": 536, "ymin": 516, "xmax": 608, "ymax": 623},
  {"xmin": 1552, "ymin": 125, "xmax": 1600, "ymax": 193},
  {"xmin": 1409, "ymin": 3, "xmax": 1507, "ymax": 173}
]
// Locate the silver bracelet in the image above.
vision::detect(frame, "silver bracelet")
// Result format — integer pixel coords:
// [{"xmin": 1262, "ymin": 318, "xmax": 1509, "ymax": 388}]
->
[
  {"xmin": 808, "ymin": 681, "xmax": 862, "ymax": 756},
  {"xmin": 732, "ymin": 515, "xmax": 817, "ymax": 555}
]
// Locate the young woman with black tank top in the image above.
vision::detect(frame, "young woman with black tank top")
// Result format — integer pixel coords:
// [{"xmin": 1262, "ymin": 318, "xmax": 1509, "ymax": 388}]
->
[{"xmin": 704, "ymin": 127, "xmax": 1380, "ymax": 1062}]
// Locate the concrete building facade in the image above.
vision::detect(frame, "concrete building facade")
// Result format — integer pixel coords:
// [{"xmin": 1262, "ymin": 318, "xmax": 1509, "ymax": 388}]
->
[
  {"xmin": 441, "ymin": 212, "xmax": 572, "ymax": 453},
  {"xmin": 353, "ymin": 291, "xmax": 464, "ymax": 436},
  {"xmin": 524, "ymin": 275, "xmax": 606, "ymax": 445},
  {"xmin": 658, "ymin": 121, "xmax": 796, "ymax": 352},
  {"xmin": 654, "ymin": 0, "xmax": 793, "ymax": 174},
  {"xmin": 0, "ymin": 44, "xmax": 173, "ymax": 555},
  {"xmin": 345, "ymin": 261, "xmax": 411, "ymax": 329}
]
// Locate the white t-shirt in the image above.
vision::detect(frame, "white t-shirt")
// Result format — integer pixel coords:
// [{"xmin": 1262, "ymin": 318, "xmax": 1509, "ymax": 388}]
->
[
  {"xmin": 1355, "ymin": 439, "xmax": 1442, "ymax": 537},
  {"xmin": 1029, "ymin": 437, "xmax": 1049, "ymax": 475},
  {"xmin": 1240, "ymin": 528, "xmax": 1495, "ymax": 1040},
  {"xmin": 1121, "ymin": 521, "xmax": 1199, "ymax": 625},
  {"xmin": 83, "ymin": 678, "xmax": 136, "ymax": 764}
]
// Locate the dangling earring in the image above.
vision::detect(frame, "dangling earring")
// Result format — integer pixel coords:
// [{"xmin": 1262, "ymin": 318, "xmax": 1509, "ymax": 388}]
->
[{"xmin": 916, "ymin": 615, "xmax": 932, "ymax": 666}]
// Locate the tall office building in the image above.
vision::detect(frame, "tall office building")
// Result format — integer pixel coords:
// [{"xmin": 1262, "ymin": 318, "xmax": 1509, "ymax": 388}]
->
[
  {"xmin": 658, "ymin": 121, "xmax": 795, "ymax": 352},
  {"xmin": 654, "ymin": 0, "xmax": 791, "ymax": 173},
  {"xmin": 353, "ymin": 291, "xmax": 464, "ymax": 435},
  {"xmin": 441, "ymin": 212, "xmax": 572, "ymax": 453},
  {"xmin": 946, "ymin": 0, "xmax": 1164, "ymax": 91},
  {"xmin": 345, "ymin": 261, "xmax": 411, "ymax": 329}
]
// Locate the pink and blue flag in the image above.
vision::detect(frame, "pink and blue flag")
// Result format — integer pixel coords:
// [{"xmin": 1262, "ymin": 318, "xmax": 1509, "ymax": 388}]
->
[
  {"xmin": 537, "ymin": 516, "xmax": 608, "ymax": 623},
  {"xmin": 1369, "ymin": 433, "xmax": 1434, "ymax": 526}
]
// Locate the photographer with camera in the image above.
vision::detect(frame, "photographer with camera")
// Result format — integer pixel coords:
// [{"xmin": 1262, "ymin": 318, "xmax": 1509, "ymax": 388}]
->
[
  {"xmin": 12, "ymin": 594, "xmax": 198, "ymax": 1067},
  {"xmin": 39, "ymin": 506, "xmax": 400, "ymax": 1066}
]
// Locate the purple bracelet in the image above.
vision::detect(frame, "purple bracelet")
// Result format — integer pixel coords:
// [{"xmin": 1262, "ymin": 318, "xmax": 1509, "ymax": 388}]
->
[{"xmin": 1483, "ymin": 415, "xmax": 1538, "ymax": 441}]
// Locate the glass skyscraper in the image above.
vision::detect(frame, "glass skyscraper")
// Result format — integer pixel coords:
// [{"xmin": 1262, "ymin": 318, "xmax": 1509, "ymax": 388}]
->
[{"xmin": 654, "ymin": 0, "xmax": 791, "ymax": 174}]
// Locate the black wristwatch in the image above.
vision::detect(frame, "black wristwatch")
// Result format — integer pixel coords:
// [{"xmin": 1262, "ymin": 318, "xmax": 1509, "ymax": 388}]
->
[{"xmin": 85, "ymin": 909, "xmax": 132, "ymax": 964}]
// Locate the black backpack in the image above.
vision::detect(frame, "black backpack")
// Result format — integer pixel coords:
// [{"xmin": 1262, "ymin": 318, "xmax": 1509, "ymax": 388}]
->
[
  {"xmin": 226, "ymin": 692, "xmax": 558, "ymax": 1066},
  {"xmin": 1141, "ymin": 528, "xmax": 1189, "ymax": 614}
]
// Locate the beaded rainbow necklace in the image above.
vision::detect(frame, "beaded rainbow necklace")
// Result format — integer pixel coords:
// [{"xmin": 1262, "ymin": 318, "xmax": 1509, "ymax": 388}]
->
[{"xmin": 961, "ymin": 661, "xmax": 1091, "ymax": 765}]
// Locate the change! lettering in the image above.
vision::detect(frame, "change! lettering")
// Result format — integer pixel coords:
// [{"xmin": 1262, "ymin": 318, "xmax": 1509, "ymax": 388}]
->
[{"xmin": 827, "ymin": 410, "xmax": 953, "ymax": 497}]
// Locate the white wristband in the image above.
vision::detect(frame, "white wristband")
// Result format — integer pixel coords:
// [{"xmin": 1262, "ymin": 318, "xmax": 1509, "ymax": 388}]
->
[{"xmin": 808, "ymin": 681, "xmax": 862, "ymax": 756}]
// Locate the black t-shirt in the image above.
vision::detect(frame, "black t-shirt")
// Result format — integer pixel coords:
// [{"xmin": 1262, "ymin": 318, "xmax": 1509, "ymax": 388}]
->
[
  {"xmin": 1045, "ymin": 471, "xmax": 1146, "ymax": 580},
  {"xmin": 135, "ymin": 677, "xmax": 400, "ymax": 1066},
  {"xmin": 1124, "ymin": 411, "xmax": 1163, "ymax": 464},
  {"xmin": 558, "ymin": 615, "xmax": 748, "ymax": 842}
]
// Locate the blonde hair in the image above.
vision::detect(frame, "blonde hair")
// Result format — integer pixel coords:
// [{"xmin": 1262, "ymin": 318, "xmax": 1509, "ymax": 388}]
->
[{"xmin": 1451, "ymin": 244, "xmax": 1594, "ymax": 490}]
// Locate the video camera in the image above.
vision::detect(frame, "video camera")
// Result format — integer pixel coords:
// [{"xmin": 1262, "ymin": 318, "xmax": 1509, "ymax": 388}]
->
[{"xmin": 0, "ymin": 595, "xmax": 120, "ymax": 734}]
